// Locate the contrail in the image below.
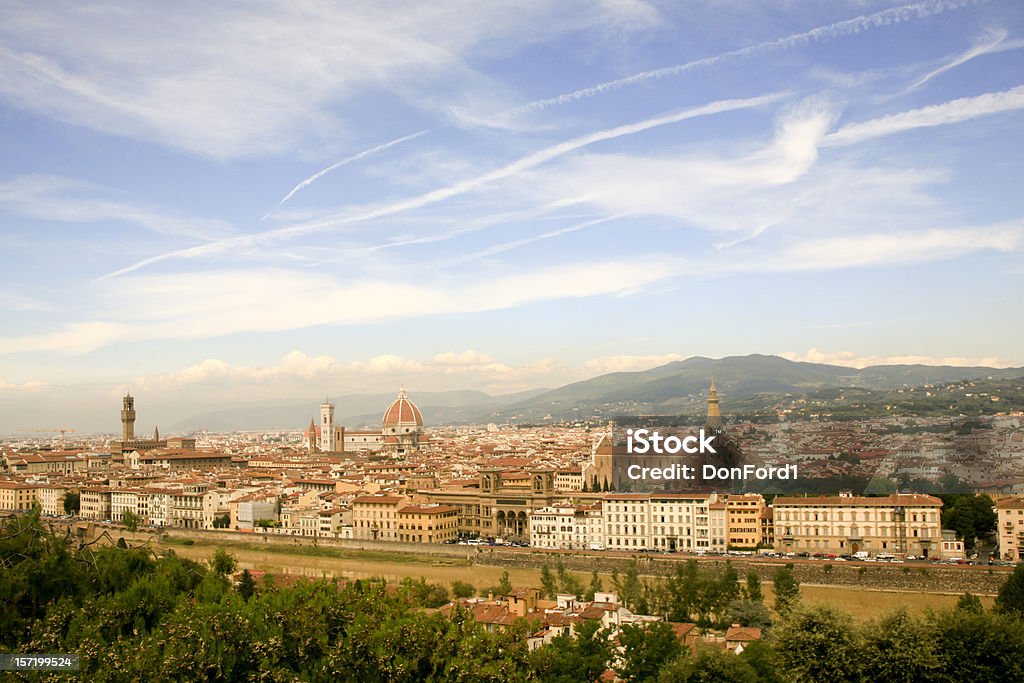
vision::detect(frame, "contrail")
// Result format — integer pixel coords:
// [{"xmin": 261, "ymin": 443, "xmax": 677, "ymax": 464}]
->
[
  {"xmin": 507, "ymin": 0, "xmax": 988, "ymax": 117},
  {"xmin": 262, "ymin": 128, "xmax": 432, "ymax": 219},
  {"xmin": 823, "ymin": 83, "xmax": 1024, "ymax": 147},
  {"xmin": 909, "ymin": 28, "xmax": 1007, "ymax": 90},
  {"xmin": 99, "ymin": 92, "xmax": 785, "ymax": 281}
]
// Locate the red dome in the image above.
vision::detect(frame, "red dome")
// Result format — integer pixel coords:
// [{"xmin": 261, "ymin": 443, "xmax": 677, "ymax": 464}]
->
[{"xmin": 382, "ymin": 386, "xmax": 423, "ymax": 428}]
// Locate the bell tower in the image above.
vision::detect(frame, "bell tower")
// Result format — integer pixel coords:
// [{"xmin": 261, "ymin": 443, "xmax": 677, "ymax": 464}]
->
[
  {"xmin": 319, "ymin": 400, "xmax": 336, "ymax": 452},
  {"xmin": 121, "ymin": 392, "xmax": 136, "ymax": 442},
  {"xmin": 705, "ymin": 380, "xmax": 723, "ymax": 432}
]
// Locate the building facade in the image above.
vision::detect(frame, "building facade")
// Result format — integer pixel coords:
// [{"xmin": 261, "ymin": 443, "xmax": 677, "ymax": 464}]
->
[
  {"xmin": 997, "ymin": 496, "xmax": 1024, "ymax": 560},
  {"xmin": 773, "ymin": 492, "xmax": 943, "ymax": 558}
]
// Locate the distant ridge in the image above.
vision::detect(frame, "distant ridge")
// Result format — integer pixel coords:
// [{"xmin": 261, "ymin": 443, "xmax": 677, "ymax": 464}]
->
[
  {"xmin": 484, "ymin": 354, "xmax": 1024, "ymax": 422},
  {"xmin": 162, "ymin": 355, "xmax": 1022, "ymax": 430}
]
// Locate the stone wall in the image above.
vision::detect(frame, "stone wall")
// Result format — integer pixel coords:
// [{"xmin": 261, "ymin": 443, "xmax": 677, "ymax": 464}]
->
[
  {"xmin": 474, "ymin": 548, "xmax": 1009, "ymax": 594},
  {"xmin": 59, "ymin": 521, "xmax": 1008, "ymax": 594}
]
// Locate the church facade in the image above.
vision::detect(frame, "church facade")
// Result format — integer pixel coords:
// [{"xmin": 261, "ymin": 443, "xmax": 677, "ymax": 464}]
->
[{"xmin": 304, "ymin": 386, "xmax": 429, "ymax": 455}]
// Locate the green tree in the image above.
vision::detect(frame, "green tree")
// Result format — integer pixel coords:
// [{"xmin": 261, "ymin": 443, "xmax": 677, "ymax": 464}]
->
[
  {"xmin": 210, "ymin": 548, "xmax": 237, "ymax": 576},
  {"xmin": 614, "ymin": 560, "xmax": 646, "ymax": 613},
  {"xmin": 120, "ymin": 509, "xmax": 141, "ymax": 532},
  {"xmin": 659, "ymin": 647, "xmax": 757, "ymax": 683},
  {"xmin": 772, "ymin": 606, "xmax": 861, "ymax": 683},
  {"xmin": 996, "ymin": 565, "xmax": 1024, "ymax": 618},
  {"xmin": 586, "ymin": 570, "xmax": 603, "ymax": 601},
  {"xmin": 957, "ymin": 592, "xmax": 984, "ymax": 614},
  {"xmin": 937, "ymin": 472, "xmax": 971, "ymax": 494},
  {"xmin": 743, "ymin": 571, "xmax": 763, "ymax": 603},
  {"xmin": 771, "ymin": 567, "xmax": 800, "ymax": 616},
  {"xmin": 494, "ymin": 570, "xmax": 513, "ymax": 596},
  {"xmin": 941, "ymin": 494, "xmax": 997, "ymax": 551},
  {"xmin": 237, "ymin": 569, "xmax": 256, "ymax": 600},
  {"xmin": 615, "ymin": 622, "xmax": 682, "ymax": 682},
  {"xmin": 737, "ymin": 640, "xmax": 783, "ymax": 683},
  {"xmin": 556, "ymin": 561, "xmax": 584, "ymax": 598},
  {"xmin": 212, "ymin": 513, "xmax": 230, "ymax": 529},
  {"xmin": 931, "ymin": 607, "xmax": 1024, "ymax": 681},
  {"xmin": 451, "ymin": 580, "xmax": 475, "ymax": 599},
  {"xmin": 540, "ymin": 565, "xmax": 558, "ymax": 599},
  {"xmin": 725, "ymin": 600, "xmax": 771, "ymax": 629},
  {"xmin": 529, "ymin": 618, "xmax": 611, "ymax": 683},
  {"xmin": 62, "ymin": 491, "xmax": 80, "ymax": 515},
  {"xmin": 860, "ymin": 609, "xmax": 939, "ymax": 682}
]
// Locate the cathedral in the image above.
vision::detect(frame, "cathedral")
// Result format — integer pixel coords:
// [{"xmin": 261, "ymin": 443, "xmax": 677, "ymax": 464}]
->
[{"xmin": 304, "ymin": 386, "xmax": 428, "ymax": 455}]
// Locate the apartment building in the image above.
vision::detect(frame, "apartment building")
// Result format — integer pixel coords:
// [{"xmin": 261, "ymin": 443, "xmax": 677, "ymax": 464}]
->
[
  {"xmin": 396, "ymin": 504, "xmax": 459, "ymax": 543},
  {"xmin": 0, "ymin": 481, "xmax": 36, "ymax": 511},
  {"xmin": 80, "ymin": 487, "xmax": 113, "ymax": 520},
  {"xmin": 111, "ymin": 488, "xmax": 150, "ymax": 525},
  {"xmin": 601, "ymin": 493, "xmax": 722, "ymax": 551},
  {"xmin": 529, "ymin": 502, "xmax": 604, "ymax": 550},
  {"xmin": 773, "ymin": 492, "xmax": 943, "ymax": 558},
  {"xmin": 36, "ymin": 484, "xmax": 67, "ymax": 516},
  {"xmin": 168, "ymin": 483, "xmax": 217, "ymax": 529},
  {"xmin": 997, "ymin": 496, "xmax": 1024, "ymax": 560},
  {"xmin": 352, "ymin": 494, "xmax": 409, "ymax": 541},
  {"xmin": 726, "ymin": 494, "xmax": 766, "ymax": 549}
]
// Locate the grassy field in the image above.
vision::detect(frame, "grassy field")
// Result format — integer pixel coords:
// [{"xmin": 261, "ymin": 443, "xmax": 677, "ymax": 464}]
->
[
  {"xmin": 162, "ymin": 541, "xmax": 992, "ymax": 620},
  {"xmin": 161, "ymin": 534, "xmax": 458, "ymax": 566}
]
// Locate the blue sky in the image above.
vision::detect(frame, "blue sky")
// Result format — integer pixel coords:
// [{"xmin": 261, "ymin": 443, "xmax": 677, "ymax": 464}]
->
[{"xmin": 1, "ymin": 0, "xmax": 1023, "ymax": 429}]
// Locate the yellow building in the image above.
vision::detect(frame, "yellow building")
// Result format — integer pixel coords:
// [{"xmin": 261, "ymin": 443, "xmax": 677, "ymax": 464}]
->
[
  {"xmin": 80, "ymin": 487, "xmax": 113, "ymax": 520},
  {"xmin": 352, "ymin": 494, "xmax": 410, "ymax": 541},
  {"xmin": 773, "ymin": 492, "xmax": 943, "ymax": 558},
  {"xmin": 0, "ymin": 481, "xmax": 36, "ymax": 511},
  {"xmin": 726, "ymin": 494, "xmax": 765, "ymax": 549},
  {"xmin": 997, "ymin": 496, "xmax": 1024, "ymax": 560},
  {"xmin": 396, "ymin": 504, "xmax": 459, "ymax": 543}
]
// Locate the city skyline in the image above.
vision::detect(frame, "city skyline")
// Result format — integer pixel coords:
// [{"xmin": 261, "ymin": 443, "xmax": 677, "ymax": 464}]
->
[{"xmin": 2, "ymin": 1, "xmax": 1023, "ymax": 419}]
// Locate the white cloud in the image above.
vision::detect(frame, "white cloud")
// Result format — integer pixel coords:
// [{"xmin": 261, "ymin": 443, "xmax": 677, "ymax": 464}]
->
[
  {"xmin": 500, "ymin": 0, "xmax": 977, "ymax": 117},
  {"xmin": 0, "ymin": 321, "xmax": 130, "ymax": 355},
  {"xmin": 824, "ymin": 84, "xmax": 1024, "ymax": 147},
  {"xmin": 909, "ymin": 28, "xmax": 1009, "ymax": 90},
  {"xmin": 0, "ymin": 291, "xmax": 55, "ymax": 312},
  {"xmin": 0, "ymin": 260, "xmax": 674, "ymax": 355},
  {"xmin": 99, "ymin": 91, "xmax": 784, "ymax": 279},
  {"xmin": 0, "ymin": 175, "xmax": 233, "ymax": 240},
  {"xmin": 765, "ymin": 224, "xmax": 1023, "ymax": 271},
  {"xmin": 0, "ymin": 378, "xmax": 48, "ymax": 391},
  {"xmin": 584, "ymin": 353, "xmax": 684, "ymax": 374},
  {"xmin": 135, "ymin": 350, "xmax": 561, "ymax": 393},
  {"xmin": 0, "ymin": 2, "xmax": 660, "ymax": 158},
  {"xmin": 781, "ymin": 348, "xmax": 1013, "ymax": 369}
]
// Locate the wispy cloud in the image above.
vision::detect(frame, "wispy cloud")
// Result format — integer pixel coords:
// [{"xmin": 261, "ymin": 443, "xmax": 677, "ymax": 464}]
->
[
  {"xmin": 0, "ymin": 175, "xmax": 234, "ymax": 241},
  {"xmin": 747, "ymin": 224, "xmax": 1023, "ymax": 272},
  {"xmin": 0, "ymin": 378, "xmax": 49, "ymax": 391},
  {"xmin": 824, "ymin": 84, "xmax": 1024, "ymax": 146},
  {"xmin": 501, "ymin": 0, "xmax": 984, "ymax": 118},
  {"xmin": 137, "ymin": 349, "xmax": 561, "ymax": 393},
  {"xmin": 908, "ymin": 28, "xmax": 1008, "ymax": 90},
  {"xmin": 0, "ymin": 3, "xmax": 659, "ymax": 158},
  {"xmin": 264, "ymin": 129, "xmax": 434, "ymax": 218},
  {"xmin": 99, "ymin": 92, "xmax": 785, "ymax": 279},
  {"xmin": 0, "ymin": 321, "xmax": 130, "ymax": 355},
  {"xmin": 4, "ymin": 260, "xmax": 676, "ymax": 355}
]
